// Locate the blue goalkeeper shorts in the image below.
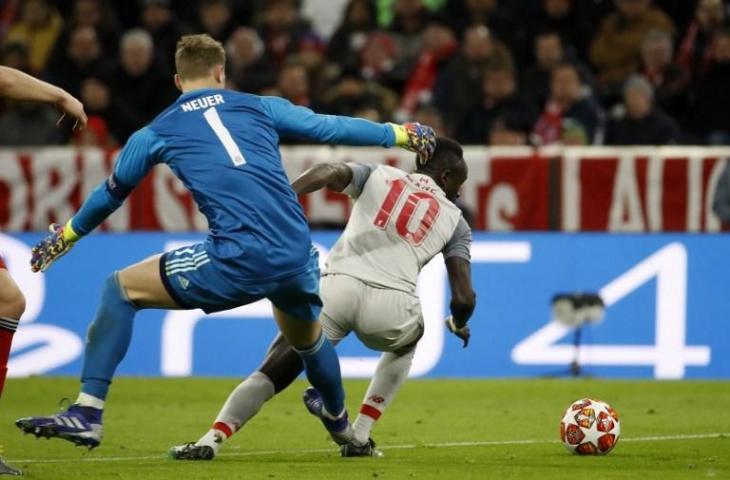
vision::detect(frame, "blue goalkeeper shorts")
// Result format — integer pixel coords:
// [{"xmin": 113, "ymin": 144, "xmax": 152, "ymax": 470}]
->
[{"xmin": 159, "ymin": 243, "xmax": 322, "ymax": 321}]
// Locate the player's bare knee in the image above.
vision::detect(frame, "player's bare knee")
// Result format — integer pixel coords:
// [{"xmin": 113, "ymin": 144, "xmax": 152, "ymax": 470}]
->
[{"xmin": 2, "ymin": 289, "xmax": 26, "ymax": 320}]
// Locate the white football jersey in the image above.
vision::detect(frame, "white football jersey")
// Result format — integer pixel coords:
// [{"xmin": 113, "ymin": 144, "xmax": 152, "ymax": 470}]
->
[{"xmin": 324, "ymin": 164, "xmax": 467, "ymax": 293}]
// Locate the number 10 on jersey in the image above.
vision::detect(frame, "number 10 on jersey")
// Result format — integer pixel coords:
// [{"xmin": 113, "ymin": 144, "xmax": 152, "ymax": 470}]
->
[{"xmin": 374, "ymin": 179, "xmax": 440, "ymax": 246}]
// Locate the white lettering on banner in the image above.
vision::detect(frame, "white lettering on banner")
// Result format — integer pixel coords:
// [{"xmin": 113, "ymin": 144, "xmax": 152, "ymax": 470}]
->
[
  {"xmin": 0, "ymin": 152, "xmax": 28, "ymax": 230},
  {"xmin": 3, "ymin": 146, "xmax": 730, "ymax": 232},
  {"xmin": 511, "ymin": 243, "xmax": 711, "ymax": 379},
  {"xmin": 646, "ymin": 154, "xmax": 664, "ymax": 232},
  {"xmin": 82, "ymin": 149, "xmax": 130, "ymax": 231},
  {"xmin": 561, "ymin": 151, "xmax": 581, "ymax": 231},
  {"xmin": 487, "ymin": 184, "xmax": 518, "ymax": 231},
  {"xmin": 704, "ymin": 159, "xmax": 725, "ymax": 232},
  {"xmin": 159, "ymin": 240, "xmax": 532, "ymax": 377},
  {"xmin": 154, "ymin": 165, "xmax": 192, "ymax": 231},
  {"xmin": 608, "ymin": 153, "xmax": 645, "ymax": 231},
  {"xmin": 686, "ymin": 153, "xmax": 703, "ymax": 232},
  {"xmin": 0, "ymin": 234, "xmax": 83, "ymax": 377},
  {"xmin": 31, "ymin": 149, "xmax": 77, "ymax": 230}
]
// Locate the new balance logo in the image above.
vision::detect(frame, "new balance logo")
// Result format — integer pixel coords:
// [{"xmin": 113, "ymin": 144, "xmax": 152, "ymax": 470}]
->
[{"xmin": 368, "ymin": 395, "xmax": 385, "ymax": 404}]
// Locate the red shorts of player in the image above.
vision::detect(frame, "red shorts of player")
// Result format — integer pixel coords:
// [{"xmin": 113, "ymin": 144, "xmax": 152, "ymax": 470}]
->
[{"xmin": 0, "ymin": 256, "xmax": 5, "ymax": 270}]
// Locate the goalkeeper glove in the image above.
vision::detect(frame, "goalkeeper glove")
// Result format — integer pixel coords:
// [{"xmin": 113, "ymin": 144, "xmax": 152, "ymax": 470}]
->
[
  {"xmin": 30, "ymin": 221, "xmax": 80, "ymax": 273},
  {"xmin": 446, "ymin": 315, "xmax": 470, "ymax": 348},
  {"xmin": 390, "ymin": 122, "xmax": 436, "ymax": 167}
]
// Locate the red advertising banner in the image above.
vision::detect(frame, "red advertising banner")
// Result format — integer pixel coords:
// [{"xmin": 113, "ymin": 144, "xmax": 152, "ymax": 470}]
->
[{"xmin": 0, "ymin": 146, "xmax": 727, "ymax": 232}]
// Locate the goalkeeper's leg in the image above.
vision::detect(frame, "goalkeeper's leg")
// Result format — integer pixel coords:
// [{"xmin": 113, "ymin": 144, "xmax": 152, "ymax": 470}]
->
[{"xmin": 16, "ymin": 254, "xmax": 180, "ymax": 448}]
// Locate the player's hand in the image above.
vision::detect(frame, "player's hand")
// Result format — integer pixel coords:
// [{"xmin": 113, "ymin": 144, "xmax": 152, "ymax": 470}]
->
[
  {"xmin": 446, "ymin": 315, "xmax": 470, "ymax": 348},
  {"xmin": 56, "ymin": 92, "xmax": 87, "ymax": 131},
  {"xmin": 30, "ymin": 223, "xmax": 78, "ymax": 273},
  {"xmin": 391, "ymin": 122, "xmax": 436, "ymax": 167}
]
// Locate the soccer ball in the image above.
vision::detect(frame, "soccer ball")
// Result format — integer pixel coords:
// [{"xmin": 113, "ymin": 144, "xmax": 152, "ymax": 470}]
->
[{"xmin": 559, "ymin": 398, "xmax": 621, "ymax": 455}]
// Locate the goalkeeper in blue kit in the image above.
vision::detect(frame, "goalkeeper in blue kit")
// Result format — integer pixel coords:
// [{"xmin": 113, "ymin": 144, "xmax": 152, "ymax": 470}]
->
[{"xmin": 16, "ymin": 34, "xmax": 435, "ymax": 450}]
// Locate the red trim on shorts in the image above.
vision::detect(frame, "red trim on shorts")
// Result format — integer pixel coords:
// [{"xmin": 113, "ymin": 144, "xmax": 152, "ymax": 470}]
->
[
  {"xmin": 213, "ymin": 421, "xmax": 234, "ymax": 438},
  {"xmin": 360, "ymin": 404, "xmax": 382, "ymax": 420},
  {"xmin": 0, "ymin": 256, "xmax": 6, "ymax": 270}
]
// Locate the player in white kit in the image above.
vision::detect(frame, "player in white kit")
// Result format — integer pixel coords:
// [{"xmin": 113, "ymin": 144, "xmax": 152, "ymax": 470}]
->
[{"xmin": 170, "ymin": 137, "xmax": 475, "ymax": 459}]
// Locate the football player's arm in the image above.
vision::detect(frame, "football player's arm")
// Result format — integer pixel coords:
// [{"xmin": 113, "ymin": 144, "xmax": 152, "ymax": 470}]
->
[
  {"xmin": 0, "ymin": 66, "xmax": 87, "ymax": 130},
  {"xmin": 291, "ymin": 162, "xmax": 374, "ymax": 198},
  {"xmin": 260, "ymin": 96, "xmax": 435, "ymax": 163},
  {"xmin": 443, "ymin": 218, "xmax": 476, "ymax": 347},
  {"xmin": 30, "ymin": 127, "xmax": 163, "ymax": 272}
]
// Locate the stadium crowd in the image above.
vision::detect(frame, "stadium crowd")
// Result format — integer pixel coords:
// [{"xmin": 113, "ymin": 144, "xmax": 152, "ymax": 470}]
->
[{"xmin": 0, "ymin": 0, "xmax": 729, "ymax": 147}]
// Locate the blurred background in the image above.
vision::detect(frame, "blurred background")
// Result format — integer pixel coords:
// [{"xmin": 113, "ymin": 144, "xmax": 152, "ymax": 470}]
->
[{"xmin": 0, "ymin": 0, "xmax": 728, "ymax": 380}]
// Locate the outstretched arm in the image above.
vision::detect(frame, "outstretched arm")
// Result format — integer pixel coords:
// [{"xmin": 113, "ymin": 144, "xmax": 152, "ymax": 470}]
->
[
  {"xmin": 30, "ymin": 127, "xmax": 163, "ymax": 272},
  {"xmin": 0, "ymin": 66, "xmax": 87, "ymax": 130},
  {"xmin": 291, "ymin": 162, "xmax": 376, "ymax": 198},
  {"xmin": 260, "ymin": 96, "xmax": 435, "ymax": 164},
  {"xmin": 291, "ymin": 163, "xmax": 353, "ymax": 195}
]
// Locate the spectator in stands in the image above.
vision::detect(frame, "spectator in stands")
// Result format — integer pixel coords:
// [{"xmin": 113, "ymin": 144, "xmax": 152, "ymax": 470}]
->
[
  {"xmin": 388, "ymin": 0, "xmax": 434, "ymax": 68},
  {"xmin": 257, "ymin": 0, "xmax": 316, "ymax": 68},
  {"xmin": 445, "ymin": 0, "xmax": 524, "ymax": 59},
  {"xmin": 532, "ymin": 63, "xmax": 603, "ymax": 145},
  {"xmin": 57, "ymin": 0, "xmax": 121, "ymax": 57},
  {"xmin": 488, "ymin": 117, "xmax": 529, "ymax": 146},
  {"xmin": 296, "ymin": 34, "xmax": 333, "ymax": 103},
  {"xmin": 5, "ymin": 0, "xmax": 63, "ymax": 74},
  {"xmin": 274, "ymin": 60, "xmax": 312, "ymax": 107},
  {"xmin": 590, "ymin": 0, "xmax": 675, "ymax": 98},
  {"xmin": 639, "ymin": 29, "xmax": 689, "ymax": 121},
  {"xmin": 455, "ymin": 62, "xmax": 538, "ymax": 144},
  {"xmin": 328, "ymin": 0, "xmax": 378, "ymax": 70},
  {"xmin": 140, "ymin": 0, "xmax": 191, "ymax": 70},
  {"xmin": 605, "ymin": 75, "xmax": 679, "ymax": 145},
  {"xmin": 527, "ymin": 0, "xmax": 595, "ymax": 62},
  {"xmin": 433, "ymin": 25, "xmax": 513, "ymax": 129},
  {"xmin": 522, "ymin": 30, "xmax": 595, "ymax": 108},
  {"xmin": 320, "ymin": 70, "xmax": 398, "ymax": 119},
  {"xmin": 677, "ymin": 0, "xmax": 727, "ymax": 81},
  {"xmin": 197, "ymin": 0, "xmax": 237, "ymax": 42},
  {"xmin": 414, "ymin": 104, "xmax": 446, "ymax": 136},
  {"xmin": 225, "ymin": 27, "xmax": 277, "ymax": 94},
  {"xmin": 359, "ymin": 32, "xmax": 409, "ymax": 92},
  {"xmin": 44, "ymin": 26, "xmax": 115, "ymax": 99},
  {"xmin": 397, "ymin": 22, "xmax": 458, "ymax": 119},
  {"xmin": 0, "ymin": 42, "xmax": 64, "ymax": 145},
  {"xmin": 690, "ymin": 29, "xmax": 730, "ymax": 145},
  {"xmin": 112, "ymin": 29, "xmax": 177, "ymax": 123},
  {"xmin": 80, "ymin": 77, "xmax": 140, "ymax": 144}
]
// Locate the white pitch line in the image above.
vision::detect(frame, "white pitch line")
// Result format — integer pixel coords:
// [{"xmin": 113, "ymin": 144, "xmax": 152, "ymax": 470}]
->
[{"xmin": 8, "ymin": 432, "xmax": 728, "ymax": 465}]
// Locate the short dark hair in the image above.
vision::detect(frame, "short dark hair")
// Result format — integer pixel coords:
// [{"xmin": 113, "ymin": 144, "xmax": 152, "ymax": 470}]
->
[{"xmin": 419, "ymin": 137, "xmax": 464, "ymax": 173}]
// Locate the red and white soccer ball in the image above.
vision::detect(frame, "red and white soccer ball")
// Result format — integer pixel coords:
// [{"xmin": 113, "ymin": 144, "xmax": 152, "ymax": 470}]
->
[{"xmin": 560, "ymin": 398, "xmax": 621, "ymax": 455}]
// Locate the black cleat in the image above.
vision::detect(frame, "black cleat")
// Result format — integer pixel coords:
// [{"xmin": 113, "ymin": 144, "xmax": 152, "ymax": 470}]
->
[
  {"xmin": 168, "ymin": 443, "xmax": 215, "ymax": 460},
  {"xmin": 340, "ymin": 438, "xmax": 383, "ymax": 458},
  {"xmin": 0, "ymin": 457, "xmax": 22, "ymax": 476}
]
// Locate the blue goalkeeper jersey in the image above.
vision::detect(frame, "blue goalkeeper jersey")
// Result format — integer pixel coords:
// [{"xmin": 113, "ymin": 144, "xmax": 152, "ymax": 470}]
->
[{"xmin": 71, "ymin": 88, "xmax": 398, "ymax": 282}]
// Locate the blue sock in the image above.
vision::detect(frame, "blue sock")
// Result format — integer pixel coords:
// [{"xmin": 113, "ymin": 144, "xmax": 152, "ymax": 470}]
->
[
  {"xmin": 295, "ymin": 332, "xmax": 345, "ymax": 417},
  {"xmin": 80, "ymin": 272, "xmax": 137, "ymax": 402}
]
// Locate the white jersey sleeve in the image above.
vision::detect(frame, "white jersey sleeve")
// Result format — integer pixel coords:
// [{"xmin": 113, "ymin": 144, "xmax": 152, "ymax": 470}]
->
[{"xmin": 324, "ymin": 165, "xmax": 465, "ymax": 293}]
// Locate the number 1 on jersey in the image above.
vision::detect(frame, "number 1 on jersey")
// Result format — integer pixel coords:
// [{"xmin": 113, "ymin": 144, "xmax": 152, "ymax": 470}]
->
[
  {"xmin": 374, "ymin": 178, "xmax": 440, "ymax": 246},
  {"xmin": 204, "ymin": 107, "xmax": 246, "ymax": 166}
]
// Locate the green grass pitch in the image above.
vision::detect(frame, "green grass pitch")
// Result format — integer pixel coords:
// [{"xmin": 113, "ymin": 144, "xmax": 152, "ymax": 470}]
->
[{"xmin": 0, "ymin": 378, "xmax": 728, "ymax": 479}]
